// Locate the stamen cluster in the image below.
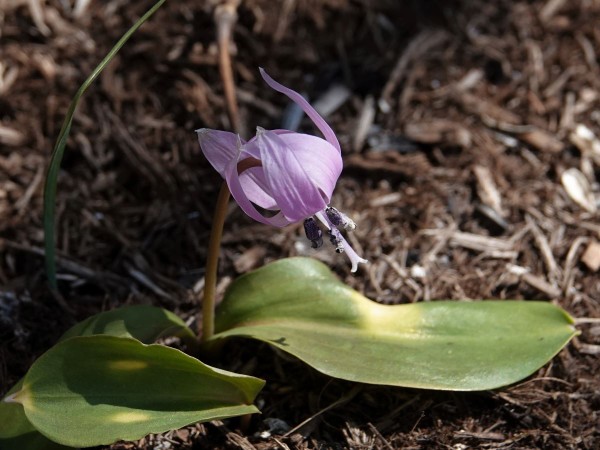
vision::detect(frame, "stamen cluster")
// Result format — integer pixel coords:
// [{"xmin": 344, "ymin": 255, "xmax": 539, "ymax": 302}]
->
[{"xmin": 304, "ymin": 206, "xmax": 356, "ymax": 254}]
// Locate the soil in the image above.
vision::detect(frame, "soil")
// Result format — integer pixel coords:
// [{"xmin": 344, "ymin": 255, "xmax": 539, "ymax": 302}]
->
[{"xmin": 1, "ymin": 0, "xmax": 600, "ymax": 449}]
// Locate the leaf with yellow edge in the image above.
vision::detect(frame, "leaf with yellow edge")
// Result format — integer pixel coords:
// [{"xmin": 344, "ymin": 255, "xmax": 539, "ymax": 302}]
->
[
  {"xmin": 0, "ymin": 380, "xmax": 68, "ymax": 450},
  {"xmin": 212, "ymin": 257, "xmax": 578, "ymax": 390},
  {"xmin": 13, "ymin": 335, "xmax": 264, "ymax": 447},
  {"xmin": 0, "ymin": 305, "xmax": 196, "ymax": 449}
]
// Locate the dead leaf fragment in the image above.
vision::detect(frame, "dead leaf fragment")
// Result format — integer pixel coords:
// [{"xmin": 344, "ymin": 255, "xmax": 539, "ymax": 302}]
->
[
  {"xmin": 560, "ymin": 168, "xmax": 597, "ymax": 213},
  {"xmin": 404, "ymin": 120, "xmax": 472, "ymax": 148},
  {"xmin": 581, "ymin": 240, "xmax": 600, "ymax": 272},
  {"xmin": 570, "ymin": 124, "xmax": 600, "ymax": 165},
  {"xmin": 518, "ymin": 129, "xmax": 563, "ymax": 153},
  {"xmin": 473, "ymin": 165, "xmax": 504, "ymax": 216},
  {"xmin": 0, "ymin": 124, "xmax": 25, "ymax": 146},
  {"xmin": 234, "ymin": 246, "xmax": 267, "ymax": 273}
]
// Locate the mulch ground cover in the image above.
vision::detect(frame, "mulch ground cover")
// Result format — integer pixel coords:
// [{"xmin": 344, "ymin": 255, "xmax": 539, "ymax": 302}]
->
[{"xmin": 1, "ymin": 0, "xmax": 599, "ymax": 448}]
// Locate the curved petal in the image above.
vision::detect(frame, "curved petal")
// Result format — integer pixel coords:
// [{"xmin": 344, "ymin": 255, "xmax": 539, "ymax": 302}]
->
[
  {"xmin": 239, "ymin": 167, "xmax": 278, "ymax": 210},
  {"xmin": 197, "ymin": 129, "xmax": 279, "ymax": 210},
  {"xmin": 236, "ymin": 150, "xmax": 277, "ymax": 209},
  {"xmin": 277, "ymin": 133, "xmax": 342, "ymax": 203},
  {"xmin": 243, "ymin": 129, "xmax": 296, "ymax": 160},
  {"xmin": 224, "ymin": 140, "xmax": 291, "ymax": 228},
  {"xmin": 259, "ymin": 68, "xmax": 341, "ymax": 153},
  {"xmin": 196, "ymin": 129, "xmax": 243, "ymax": 177},
  {"xmin": 244, "ymin": 131, "xmax": 342, "ymax": 205},
  {"xmin": 256, "ymin": 129, "xmax": 327, "ymax": 222},
  {"xmin": 244, "ymin": 129, "xmax": 295, "ymax": 157}
]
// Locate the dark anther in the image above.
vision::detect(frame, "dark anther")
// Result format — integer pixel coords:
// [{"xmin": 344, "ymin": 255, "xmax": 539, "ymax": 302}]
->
[
  {"xmin": 328, "ymin": 230, "xmax": 337, "ymax": 245},
  {"xmin": 303, "ymin": 217, "xmax": 323, "ymax": 249},
  {"xmin": 328, "ymin": 229, "xmax": 345, "ymax": 254},
  {"xmin": 325, "ymin": 206, "xmax": 344, "ymax": 226},
  {"xmin": 326, "ymin": 206, "xmax": 356, "ymax": 231}
]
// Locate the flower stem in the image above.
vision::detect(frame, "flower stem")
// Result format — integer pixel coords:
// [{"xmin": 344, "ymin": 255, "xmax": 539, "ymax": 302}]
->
[{"xmin": 201, "ymin": 181, "xmax": 230, "ymax": 342}]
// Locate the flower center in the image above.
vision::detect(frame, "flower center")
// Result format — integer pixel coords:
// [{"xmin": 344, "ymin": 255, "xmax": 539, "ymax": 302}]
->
[{"xmin": 303, "ymin": 206, "xmax": 357, "ymax": 254}]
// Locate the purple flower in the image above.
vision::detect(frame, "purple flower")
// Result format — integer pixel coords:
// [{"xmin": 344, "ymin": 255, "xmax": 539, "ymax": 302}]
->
[{"xmin": 196, "ymin": 68, "xmax": 367, "ymax": 272}]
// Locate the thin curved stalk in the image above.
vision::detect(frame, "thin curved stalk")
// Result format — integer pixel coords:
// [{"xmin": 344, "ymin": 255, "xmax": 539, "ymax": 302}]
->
[
  {"xmin": 201, "ymin": 182, "xmax": 231, "ymax": 342},
  {"xmin": 215, "ymin": 0, "xmax": 241, "ymax": 134},
  {"xmin": 43, "ymin": 0, "xmax": 167, "ymax": 289}
]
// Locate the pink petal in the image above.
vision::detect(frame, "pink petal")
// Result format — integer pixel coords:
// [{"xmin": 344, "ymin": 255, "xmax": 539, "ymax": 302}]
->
[
  {"xmin": 224, "ymin": 138, "xmax": 291, "ymax": 228},
  {"xmin": 244, "ymin": 131, "xmax": 342, "ymax": 205},
  {"xmin": 259, "ymin": 68, "xmax": 342, "ymax": 153},
  {"xmin": 238, "ymin": 167, "xmax": 278, "ymax": 210},
  {"xmin": 276, "ymin": 133, "xmax": 342, "ymax": 203},
  {"xmin": 196, "ymin": 129, "xmax": 242, "ymax": 177},
  {"xmin": 197, "ymin": 128, "xmax": 278, "ymax": 210},
  {"xmin": 256, "ymin": 128, "xmax": 327, "ymax": 222}
]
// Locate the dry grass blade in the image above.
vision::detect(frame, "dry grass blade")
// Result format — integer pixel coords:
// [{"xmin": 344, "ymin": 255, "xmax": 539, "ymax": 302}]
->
[{"xmin": 283, "ymin": 386, "xmax": 362, "ymax": 438}]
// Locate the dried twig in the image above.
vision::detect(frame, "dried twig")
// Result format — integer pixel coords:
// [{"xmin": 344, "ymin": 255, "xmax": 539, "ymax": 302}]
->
[
  {"xmin": 352, "ymin": 95, "xmax": 375, "ymax": 152},
  {"xmin": 379, "ymin": 29, "xmax": 448, "ymax": 112},
  {"xmin": 15, "ymin": 164, "xmax": 44, "ymax": 213},
  {"xmin": 473, "ymin": 165, "xmax": 504, "ymax": 216},
  {"xmin": 540, "ymin": 0, "xmax": 568, "ymax": 23},
  {"xmin": 525, "ymin": 215, "xmax": 560, "ymax": 282},
  {"xmin": 215, "ymin": 0, "xmax": 242, "ymax": 135},
  {"xmin": 368, "ymin": 423, "xmax": 395, "ymax": 450},
  {"xmin": 562, "ymin": 236, "xmax": 589, "ymax": 295},
  {"xmin": 283, "ymin": 386, "xmax": 361, "ymax": 437},
  {"xmin": 211, "ymin": 420, "xmax": 258, "ymax": 450}
]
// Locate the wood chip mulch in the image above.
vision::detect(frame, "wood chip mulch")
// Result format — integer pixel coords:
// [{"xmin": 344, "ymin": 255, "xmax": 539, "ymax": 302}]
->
[{"xmin": 1, "ymin": 0, "xmax": 599, "ymax": 448}]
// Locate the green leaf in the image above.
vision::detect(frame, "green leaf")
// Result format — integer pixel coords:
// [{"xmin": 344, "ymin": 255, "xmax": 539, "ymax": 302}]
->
[
  {"xmin": 43, "ymin": 0, "xmax": 166, "ymax": 289},
  {"xmin": 0, "ymin": 381, "xmax": 69, "ymax": 450},
  {"xmin": 13, "ymin": 335, "xmax": 264, "ymax": 447},
  {"xmin": 212, "ymin": 257, "xmax": 578, "ymax": 391},
  {"xmin": 60, "ymin": 304, "xmax": 196, "ymax": 344},
  {"xmin": 1, "ymin": 305, "xmax": 196, "ymax": 449}
]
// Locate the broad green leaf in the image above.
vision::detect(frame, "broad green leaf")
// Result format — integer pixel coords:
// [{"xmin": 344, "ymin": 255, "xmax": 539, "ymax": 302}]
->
[
  {"xmin": 43, "ymin": 0, "xmax": 166, "ymax": 289},
  {"xmin": 1, "ymin": 305, "xmax": 196, "ymax": 449},
  {"xmin": 0, "ymin": 381, "xmax": 68, "ymax": 450},
  {"xmin": 13, "ymin": 335, "xmax": 264, "ymax": 447},
  {"xmin": 60, "ymin": 304, "xmax": 196, "ymax": 344},
  {"xmin": 212, "ymin": 257, "xmax": 578, "ymax": 391}
]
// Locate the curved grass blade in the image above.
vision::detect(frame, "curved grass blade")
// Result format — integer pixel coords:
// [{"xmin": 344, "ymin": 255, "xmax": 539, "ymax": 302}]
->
[
  {"xmin": 211, "ymin": 257, "xmax": 578, "ymax": 391},
  {"xmin": 43, "ymin": 0, "xmax": 167, "ymax": 289}
]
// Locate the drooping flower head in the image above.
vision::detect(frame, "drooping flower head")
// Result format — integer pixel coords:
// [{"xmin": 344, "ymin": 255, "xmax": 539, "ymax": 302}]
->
[{"xmin": 196, "ymin": 68, "xmax": 367, "ymax": 272}]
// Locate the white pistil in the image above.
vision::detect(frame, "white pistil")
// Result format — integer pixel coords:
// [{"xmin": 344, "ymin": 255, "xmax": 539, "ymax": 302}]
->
[{"xmin": 315, "ymin": 209, "xmax": 368, "ymax": 273}]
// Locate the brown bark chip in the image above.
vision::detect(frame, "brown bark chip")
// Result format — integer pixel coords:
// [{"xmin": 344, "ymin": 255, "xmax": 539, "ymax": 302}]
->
[{"xmin": 581, "ymin": 240, "xmax": 600, "ymax": 272}]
